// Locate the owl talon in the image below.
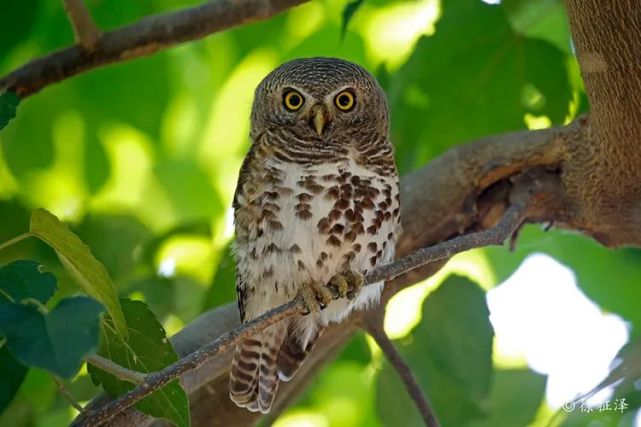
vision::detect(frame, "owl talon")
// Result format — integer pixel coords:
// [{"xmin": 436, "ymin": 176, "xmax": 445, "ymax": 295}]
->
[
  {"xmin": 300, "ymin": 281, "xmax": 334, "ymax": 314},
  {"xmin": 328, "ymin": 271, "xmax": 365, "ymax": 300}
]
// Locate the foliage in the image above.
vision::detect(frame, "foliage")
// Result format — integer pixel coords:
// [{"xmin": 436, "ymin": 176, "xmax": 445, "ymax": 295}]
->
[
  {"xmin": 0, "ymin": 0, "xmax": 639, "ymax": 426},
  {"xmin": 88, "ymin": 299, "xmax": 190, "ymax": 427}
]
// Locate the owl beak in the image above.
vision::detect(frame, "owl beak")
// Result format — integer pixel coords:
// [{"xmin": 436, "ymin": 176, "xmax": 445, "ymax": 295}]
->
[{"xmin": 309, "ymin": 105, "xmax": 329, "ymax": 136}]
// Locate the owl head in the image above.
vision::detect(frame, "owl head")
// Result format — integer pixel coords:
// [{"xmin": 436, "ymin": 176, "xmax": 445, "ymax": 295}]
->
[{"xmin": 250, "ymin": 57, "xmax": 389, "ymax": 143}]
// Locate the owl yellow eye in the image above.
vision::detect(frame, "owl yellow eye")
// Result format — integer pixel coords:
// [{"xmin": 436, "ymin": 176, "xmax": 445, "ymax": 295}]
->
[
  {"xmin": 334, "ymin": 91, "xmax": 355, "ymax": 111},
  {"xmin": 283, "ymin": 90, "xmax": 304, "ymax": 111}
]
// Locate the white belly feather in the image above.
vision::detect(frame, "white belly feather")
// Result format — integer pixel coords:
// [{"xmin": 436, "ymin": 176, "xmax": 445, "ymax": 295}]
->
[{"xmin": 239, "ymin": 158, "xmax": 399, "ymax": 346}]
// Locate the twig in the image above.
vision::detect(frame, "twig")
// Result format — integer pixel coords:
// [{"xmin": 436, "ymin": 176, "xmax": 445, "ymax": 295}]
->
[
  {"xmin": 54, "ymin": 376, "xmax": 85, "ymax": 413},
  {"xmin": 63, "ymin": 0, "xmax": 101, "ymax": 50},
  {"xmin": 85, "ymin": 354, "xmax": 147, "ymax": 385},
  {"xmin": 364, "ymin": 319, "xmax": 440, "ymax": 427},
  {"xmin": 0, "ymin": 0, "xmax": 309, "ymax": 97},
  {"xmin": 72, "ymin": 200, "xmax": 528, "ymax": 426}
]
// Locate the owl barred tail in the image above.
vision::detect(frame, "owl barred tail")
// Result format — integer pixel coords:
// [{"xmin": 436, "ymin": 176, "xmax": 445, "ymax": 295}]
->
[
  {"xmin": 229, "ymin": 321, "xmax": 322, "ymax": 413},
  {"xmin": 276, "ymin": 322, "xmax": 323, "ymax": 381},
  {"xmin": 229, "ymin": 323, "xmax": 286, "ymax": 413}
]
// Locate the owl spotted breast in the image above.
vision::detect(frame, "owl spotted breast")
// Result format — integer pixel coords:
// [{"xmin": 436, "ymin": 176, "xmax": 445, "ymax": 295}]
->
[{"xmin": 229, "ymin": 57, "xmax": 400, "ymax": 413}]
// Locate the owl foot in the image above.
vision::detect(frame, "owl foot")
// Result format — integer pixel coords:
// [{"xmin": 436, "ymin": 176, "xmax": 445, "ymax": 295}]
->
[
  {"xmin": 300, "ymin": 280, "xmax": 334, "ymax": 314},
  {"xmin": 328, "ymin": 271, "xmax": 365, "ymax": 300}
]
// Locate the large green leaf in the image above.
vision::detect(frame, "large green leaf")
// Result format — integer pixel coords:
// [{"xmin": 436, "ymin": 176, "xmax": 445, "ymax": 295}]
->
[
  {"xmin": 88, "ymin": 299, "xmax": 190, "ymax": 427},
  {"xmin": 377, "ymin": 275, "xmax": 494, "ymax": 426},
  {"xmin": 0, "ymin": 260, "xmax": 56, "ymax": 304},
  {"xmin": 0, "ymin": 346, "xmax": 28, "ymax": 413},
  {"xmin": 389, "ymin": 0, "xmax": 571, "ymax": 172},
  {"xmin": 29, "ymin": 209, "xmax": 128, "ymax": 339},
  {"xmin": 469, "ymin": 369, "xmax": 547, "ymax": 427},
  {"xmin": 0, "ymin": 296, "xmax": 103, "ymax": 378}
]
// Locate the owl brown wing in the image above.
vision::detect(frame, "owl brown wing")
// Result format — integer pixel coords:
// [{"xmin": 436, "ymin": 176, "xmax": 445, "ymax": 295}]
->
[
  {"xmin": 232, "ymin": 144, "xmax": 257, "ymax": 323},
  {"xmin": 233, "ymin": 136, "xmax": 270, "ymax": 323}
]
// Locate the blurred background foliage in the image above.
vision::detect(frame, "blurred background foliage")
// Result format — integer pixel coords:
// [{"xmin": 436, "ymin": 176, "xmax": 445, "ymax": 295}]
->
[{"xmin": 1, "ymin": 0, "xmax": 640, "ymax": 426}]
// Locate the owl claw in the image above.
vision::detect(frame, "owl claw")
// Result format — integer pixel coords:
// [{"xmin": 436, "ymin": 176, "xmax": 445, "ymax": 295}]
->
[
  {"xmin": 328, "ymin": 271, "xmax": 365, "ymax": 300},
  {"xmin": 300, "ymin": 281, "xmax": 334, "ymax": 315}
]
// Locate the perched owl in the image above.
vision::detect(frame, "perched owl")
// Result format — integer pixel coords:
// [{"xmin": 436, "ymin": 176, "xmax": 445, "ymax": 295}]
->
[{"xmin": 229, "ymin": 57, "xmax": 400, "ymax": 413}]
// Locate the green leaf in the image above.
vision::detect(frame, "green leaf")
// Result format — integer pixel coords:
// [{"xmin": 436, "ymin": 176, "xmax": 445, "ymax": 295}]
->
[
  {"xmin": 377, "ymin": 275, "xmax": 494, "ymax": 426},
  {"xmin": 0, "ymin": 92, "xmax": 19, "ymax": 131},
  {"xmin": 341, "ymin": 0, "xmax": 364, "ymax": 39},
  {"xmin": 0, "ymin": 296, "xmax": 103, "ymax": 378},
  {"xmin": 469, "ymin": 369, "xmax": 547, "ymax": 427},
  {"xmin": 88, "ymin": 299, "xmax": 190, "ymax": 427},
  {"xmin": 389, "ymin": 0, "xmax": 571, "ymax": 172},
  {"xmin": 0, "ymin": 345, "xmax": 28, "ymax": 413},
  {"xmin": 74, "ymin": 214, "xmax": 153, "ymax": 280},
  {"xmin": 0, "ymin": 260, "xmax": 56, "ymax": 304},
  {"xmin": 29, "ymin": 209, "xmax": 128, "ymax": 339}
]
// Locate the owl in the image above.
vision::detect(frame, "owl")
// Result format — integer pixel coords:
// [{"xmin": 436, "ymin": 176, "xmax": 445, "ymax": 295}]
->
[{"xmin": 229, "ymin": 57, "xmax": 401, "ymax": 413}]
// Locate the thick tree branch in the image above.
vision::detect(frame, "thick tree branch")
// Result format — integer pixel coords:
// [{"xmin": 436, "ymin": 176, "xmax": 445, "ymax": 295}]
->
[
  {"xmin": 0, "ymin": 0, "xmax": 308, "ymax": 97},
  {"xmin": 562, "ymin": 0, "xmax": 641, "ymax": 246},
  {"xmin": 363, "ymin": 318, "xmax": 440, "ymax": 427},
  {"xmin": 62, "ymin": 0, "xmax": 101, "ymax": 50},
  {"xmin": 73, "ymin": 197, "xmax": 530, "ymax": 426}
]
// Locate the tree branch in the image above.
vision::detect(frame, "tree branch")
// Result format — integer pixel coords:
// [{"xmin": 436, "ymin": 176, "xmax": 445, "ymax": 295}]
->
[
  {"xmin": 0, "ymin": 0, "xmax": 308, "ymax": 97},
  {"xmin": 72, "ymin": 198, "xmax": 529, "ymax": 426},
  {"xmin": 363, "ymin": 318, "xmax": 440, "ymax": 427},
  {"xmin": 54, "ymin": 377, "xmax": 85, "ymax": 414},
  {"xmin": 85, "ymin": 354, "xmax": 147, "ymax": 385},
  {"xmin": 62, "ymin": 0, "xmax": 101, "ymax": 50}
]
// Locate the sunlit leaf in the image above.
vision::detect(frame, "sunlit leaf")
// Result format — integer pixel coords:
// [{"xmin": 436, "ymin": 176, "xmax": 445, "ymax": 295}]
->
[
  {"xmin": 341, "ymin": 0, "xmax": 365, "ymax": 39},
  {"xmin": 0, "ymin": 260, "xmax": 56, "ymax": 304},
  {"xmin": 377, "ymin": 275, "xmax": 494, "ymax": 426},
  {"xmin": 0, "ymin": 296, "xmax": 103, "ymax": 378},
  {"xmin": 88, "ymin": 299, "xmax": 190, "ymax": 427},
  {"xmin": 0, "ymin": 92, "xmax": 19, "ymax": 131},
  {"xmin": 0, "ymin": 346, "xmax": 28, "ymax": 413},
  {"xmin": 29, "ymin": 209, "xmax": 128, "ymax": 339}
]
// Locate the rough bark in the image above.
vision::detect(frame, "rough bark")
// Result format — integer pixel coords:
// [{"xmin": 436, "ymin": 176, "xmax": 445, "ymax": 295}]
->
[{"xmin": 563, "ymin": 0, "xmax": 641, "ymax": 246}]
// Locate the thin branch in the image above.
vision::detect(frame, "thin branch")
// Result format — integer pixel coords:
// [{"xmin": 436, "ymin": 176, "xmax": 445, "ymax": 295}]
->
[
  {"xmin": 0, "ymin": 0, "xmax": 309, "ymax": 97},
  {"xmin": 54, "ymin": 377, "xmax": 86, "ymax": 414},
  {"xmin": 364, "ymin": 319, "xmax": 440, "ymax": 427},
  {"xmin": 0, "ymin": 232, "xmax": 32, "ymax": 252},
  {"xmin": 72, "ymin": 200, "xmax": 528, "ymax": 426},
  {"xmin": 85, "ymin": 354, "xmax": 147, "ymax": 385},
  {"xmin": 63, "ymin": 0, "xmax": 101, "ymax": 50}
]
